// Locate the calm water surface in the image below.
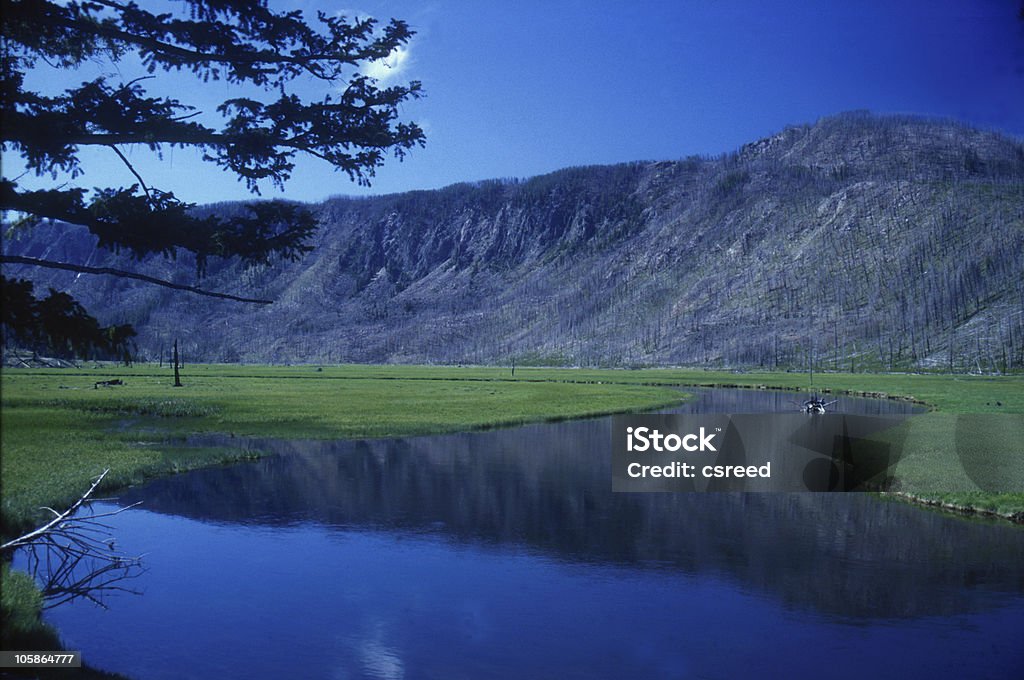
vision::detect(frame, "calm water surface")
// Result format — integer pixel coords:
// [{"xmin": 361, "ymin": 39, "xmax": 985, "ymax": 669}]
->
[{"xmin": 38, "ymin": 390, "xmax": 1024, "ymax": 679}]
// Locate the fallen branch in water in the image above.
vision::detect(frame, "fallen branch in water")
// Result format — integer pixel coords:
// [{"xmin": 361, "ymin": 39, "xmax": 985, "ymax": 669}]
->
[{"xmin": 2, "ymin": 469, "xmax": 145, "ymax": 608}]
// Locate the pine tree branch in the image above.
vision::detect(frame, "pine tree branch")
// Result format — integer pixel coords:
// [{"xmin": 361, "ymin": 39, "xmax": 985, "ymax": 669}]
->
[
  {"xmin": 33, "ymin": 0, "xmax": 392, "ymax": 82},
  {"xmin": 1, "ymin": 255, "xmax": 273, "ymax": 304},
  {"xmin": 108, "ymin": 145, "xmax": 153, "ymax": 203}
]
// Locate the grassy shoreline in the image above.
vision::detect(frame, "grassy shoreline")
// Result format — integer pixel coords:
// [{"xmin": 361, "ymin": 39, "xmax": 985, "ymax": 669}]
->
[
  {"xmin": 2, "ymin": 364, "xmax": 1024, "ymax": 522},
  {"xmin": 1, "ymin": 364, "xmax": 692, "ymax": 534},
  {"xmin": 3, "ymin": 364, "xmax": 1023, "ymax": 522},
  {"xmin": 2, "ymin": 364, "xmax": 1023, "ymax": 530}
]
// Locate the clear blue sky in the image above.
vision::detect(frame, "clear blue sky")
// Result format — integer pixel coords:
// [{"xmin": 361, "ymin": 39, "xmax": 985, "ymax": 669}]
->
[{"xmin": 9, "ymin": 0, "xmax": 1024, "ymax": 205}]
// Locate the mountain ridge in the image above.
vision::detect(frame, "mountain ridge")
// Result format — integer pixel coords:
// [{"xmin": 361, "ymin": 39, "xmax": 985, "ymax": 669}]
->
[{"xmin": 4, "ymin": 112, "xmax": 1023, "ymax": 370}]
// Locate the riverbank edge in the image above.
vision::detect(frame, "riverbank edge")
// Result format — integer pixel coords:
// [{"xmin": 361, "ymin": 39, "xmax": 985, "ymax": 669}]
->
[
  {"xmin": 2, "ymin": 371, "xmax": 1019, "ymax": 531},
  {"xmin": 654, "ymin": 381, "xmax": 1024, "ymax": 524},
  {"xmin": 882, "ymin": 491, "xmax": 1024, "ymax": 524},
  {"xmin": 3, "ymin": 368, "xmax": 1021, "ymax": 531}
]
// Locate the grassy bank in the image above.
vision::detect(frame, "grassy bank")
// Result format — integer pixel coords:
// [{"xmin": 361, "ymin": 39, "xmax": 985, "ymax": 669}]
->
[
  {"xmin": 1, "ymin": 364, "xmax": 689, "ymax": 533},
  {"xmin": 2, "ymin": 364, "xmax": 1022, "ymax": 531}
]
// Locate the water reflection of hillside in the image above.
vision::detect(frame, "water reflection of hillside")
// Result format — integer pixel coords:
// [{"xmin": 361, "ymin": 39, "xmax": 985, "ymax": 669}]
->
[{"xmin": 120, "ymin": 411, "xmax": 1024, "ymax": 621}]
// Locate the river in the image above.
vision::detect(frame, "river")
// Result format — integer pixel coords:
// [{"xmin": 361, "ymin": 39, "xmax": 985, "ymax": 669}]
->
[{"xmin": 31, "ymin": 389, "xmax": 1024, "ymax": 678}]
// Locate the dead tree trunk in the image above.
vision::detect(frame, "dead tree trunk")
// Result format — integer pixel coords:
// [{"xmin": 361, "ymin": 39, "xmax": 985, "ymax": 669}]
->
[{"xmin": 173, "ymin": 339, "xmax": 183, "ymax": 387}]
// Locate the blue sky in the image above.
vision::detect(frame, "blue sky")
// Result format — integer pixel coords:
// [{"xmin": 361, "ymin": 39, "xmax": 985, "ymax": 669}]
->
[{"xmin": 9, "ymin": 0, "xmax": 1024, "ymax": 205}]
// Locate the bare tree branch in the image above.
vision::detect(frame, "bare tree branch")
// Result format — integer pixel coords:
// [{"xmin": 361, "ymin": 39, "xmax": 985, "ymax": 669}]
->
[
  {"xmin": 1, "ymin": 255, "xmax": 273, "ymax": 304},
  {"xmin": 2, "ymin": 469, "xmax": 145, "ymax": 610},
  {"xmin": 2, "ymin": 470, "xmax": 112, "ymax": 552}
]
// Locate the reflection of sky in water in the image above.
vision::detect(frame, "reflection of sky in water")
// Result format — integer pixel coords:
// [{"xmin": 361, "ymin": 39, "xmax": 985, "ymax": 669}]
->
[{"xmin": 352, "ymin": 620, "xmax": 404, "ymax": 680}]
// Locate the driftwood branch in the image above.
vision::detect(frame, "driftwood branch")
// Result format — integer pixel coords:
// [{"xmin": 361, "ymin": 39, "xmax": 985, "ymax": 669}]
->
[
  {"xmin": 2, "ymin": 470, "xmax": 113, "ymax": 552},
  {"xmin": 2, "ymin": 470, "xmax": 145, "ymax": 609},
  {"xmin": 1, "ymin": 254, "xmax": 273, "ymax": 304}
]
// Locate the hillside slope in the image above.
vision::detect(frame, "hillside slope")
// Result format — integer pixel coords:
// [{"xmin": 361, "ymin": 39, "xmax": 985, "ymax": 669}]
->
[{"xmin": 4, "ymin": 112, "xmax": 1023, "ymax": 369}]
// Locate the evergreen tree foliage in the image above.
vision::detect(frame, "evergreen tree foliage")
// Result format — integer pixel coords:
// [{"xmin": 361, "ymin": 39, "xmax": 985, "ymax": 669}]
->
[
  {"xmin": 1, "ymin": 0, "xmax": 425, "ymax": 360},
  {"xmin": 2, "ymin": 277, "xmax": 136, "ymax": 362}
]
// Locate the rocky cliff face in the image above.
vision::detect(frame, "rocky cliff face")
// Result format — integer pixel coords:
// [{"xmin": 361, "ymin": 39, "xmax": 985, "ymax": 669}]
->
[{"xmin": 5, "ymin": 112, "xmax": 1024, "ymax": 369}]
